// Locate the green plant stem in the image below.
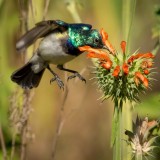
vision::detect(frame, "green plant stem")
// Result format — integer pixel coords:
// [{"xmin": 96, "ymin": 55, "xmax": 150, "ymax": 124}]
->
[
  {"xmin": 122, "ymin": 102, "xmax": 132, "ymax": 160},
  {"xmin": 121, "ymin": 1, "xmax": 137, "ymax": 160},
  {"xmin": 122, "ymin": 0, "xmax": 137, "ymax": 54},
  {"xmin": 112, "ymin": 100, "xmax": 122, "ymax": 160}
]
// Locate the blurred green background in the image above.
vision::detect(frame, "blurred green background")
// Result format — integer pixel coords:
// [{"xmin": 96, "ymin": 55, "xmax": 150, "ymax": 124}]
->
[{"xmin": 0, "ymin": 0, "xmax": 160, "ymax": 160}]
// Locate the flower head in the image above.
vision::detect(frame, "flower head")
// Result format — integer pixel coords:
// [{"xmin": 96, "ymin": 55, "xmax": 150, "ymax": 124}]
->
[{"xmin": 79, "ymin": 29, "xmax": 154, "ymax": 102}]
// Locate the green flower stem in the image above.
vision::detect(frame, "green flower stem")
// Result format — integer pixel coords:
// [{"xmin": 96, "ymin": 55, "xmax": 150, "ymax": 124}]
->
[
  {"xmin": 122, "ymin": 102, "xmax": 132, "ymax": 160},
  {"xmin": 121, "ymin": 0, "xmax": 136, "ymax": 160},
  {"xmin": 112, "ymin": 100, "xmax": 122, "ymax": 160}
]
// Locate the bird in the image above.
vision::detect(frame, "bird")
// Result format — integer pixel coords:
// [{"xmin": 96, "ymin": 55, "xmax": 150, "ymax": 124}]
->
[{"xmin": 11, "ymin": 20, "xmax": 107, "ymax": 89}]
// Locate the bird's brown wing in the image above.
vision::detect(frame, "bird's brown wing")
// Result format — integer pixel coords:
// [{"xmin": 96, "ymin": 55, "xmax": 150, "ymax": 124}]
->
[{"xmin": 16, "ymin": 20, "xmax": 68, "ymax": 51}]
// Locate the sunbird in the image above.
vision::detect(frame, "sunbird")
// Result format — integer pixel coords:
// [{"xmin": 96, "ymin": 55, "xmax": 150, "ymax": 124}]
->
[{"xmin": 11, "ymin": 20, "xmax": 106, "ymax": 89}]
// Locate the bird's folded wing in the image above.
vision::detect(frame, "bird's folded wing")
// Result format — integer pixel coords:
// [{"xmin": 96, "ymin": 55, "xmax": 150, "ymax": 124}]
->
[{"xmin": 16, "ymin": 20, "xmax": 68, "ymax": 51}]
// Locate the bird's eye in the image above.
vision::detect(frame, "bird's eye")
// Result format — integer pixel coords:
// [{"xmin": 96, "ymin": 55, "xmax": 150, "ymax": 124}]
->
[{"xmin": 94, "ymin": 38, "xmax": 99, "ymax": 43}]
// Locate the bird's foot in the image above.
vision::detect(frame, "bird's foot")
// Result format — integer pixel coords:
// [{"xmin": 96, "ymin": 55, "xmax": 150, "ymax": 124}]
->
[
  {"xmin": 50, "ymin": 75, "xmax": 64, "ymax": 89},
  {"xmin": 67, "ymin": 72, "xmax": 86, "ymax": 83}
]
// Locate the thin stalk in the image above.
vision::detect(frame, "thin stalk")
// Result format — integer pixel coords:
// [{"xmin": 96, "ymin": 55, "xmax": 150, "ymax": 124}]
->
[
  {"xmin": 50, "ymin": 0, "xmax": 86, "ymax": 152},
  {"xmin": 20, "ymin": 90, "xmax": 31, "ymax": 160},
  {"xmin": 20, "ymin": 127, "xmax": 27, "ymax": 160},
  {"xmin": 10, "ymin": 132, "xmax": 16, "ymax": 160},
  {"xmin": 65, "ymin": 0, "xmax": 81, "ymax": 23},
  {"xmin": 51, "ymin": 65, "xmax": 87, "ymax": 160},
  {"xmin": 121, "ymin": 1, "xmax": 137, "ymax": 160},
  {"xmin": 51, "ymin": 1, "xmax": 82, "ymax": 159},
  {"xmin": 18, "ymin": 1, "xmax": 30, "ymax": 159},
  {"xmin": 43, "ymin": 0, "xmax": 50, "ymax": 20},
  {"xmin": 112, "ymin": 100, "xmax": 122, "ymax": 160},
  {"xmin": 51, "ymin": 86, "xmax": 69, "ymax": 159},
  {"xmin": 122, "ymin": 102, "xmax": 132, "ymax": 160},
  {"xmin": 0, "ymin": 123, "xmax": 8, "ymax": 160},
  {"xmin": 122, "ymin": 0, "xmax": 137, "ymax": 54}
]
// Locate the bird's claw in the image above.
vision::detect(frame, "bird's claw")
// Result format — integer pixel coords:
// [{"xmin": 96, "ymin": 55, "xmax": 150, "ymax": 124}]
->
[
  {"xmin": 50, "ymin": 75, "xmax": 64, "ymax": 89},
  {"xmin": 67, "ymin": 72, "xmax": 86, "ymax": 83}
]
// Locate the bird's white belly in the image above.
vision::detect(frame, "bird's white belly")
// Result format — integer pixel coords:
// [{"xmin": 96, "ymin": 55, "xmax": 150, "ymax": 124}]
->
[{"xmin": 38, "ymin": 33, "xmax": 75, "ymax": 64}]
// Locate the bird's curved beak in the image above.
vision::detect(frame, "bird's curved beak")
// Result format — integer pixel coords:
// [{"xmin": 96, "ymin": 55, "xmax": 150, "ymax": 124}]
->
[{"xmin": 103, "ymin": 45, "xmax": 109, "ymax": 50}]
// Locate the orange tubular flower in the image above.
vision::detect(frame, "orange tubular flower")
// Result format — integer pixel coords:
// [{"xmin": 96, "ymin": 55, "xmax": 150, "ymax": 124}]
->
[
  {"xmin": 135, "ymin": 72, "xmax": 148, "ymax": 87},
  {"xmin": 79, "ymin": 46, "xmax": 111, "ymax": 62},
  {"xmin": 100, "ymin": 28, "xmax": 116, "ymax": 55},
  {"xmin": 135, "ymin": 72, "xmax": 145, "ymax": 81},
  {"xmin": 121, "ymin": 41, "xmax": 126, "ymax": 54},
  {"xmin": 78, "ymin": 46, "xmax": 91, "ymax": 51},
  {"xmin": 113, "ymin": 66, "xmax": 120, "ymax": 77},
  {"xmin": 143, "ymin": 77, "xmax": 149, "ymax": 87},
  {"xmin": 127, "ymin": 56, "xmax": 135, "ymax": 64},
  {"xmin": 98, "ymin": 50, "xmax": 111, "ymax": 61},
  {"xmin": 101, "ymin": 28, "xmax": 108, "ymax": 41},
  {"xmin": 86, "ymin": 52, "xmax": 102, "ymax": 59},
  {"xmin": 79, "ymin": 46, "xmax": 100, "ymax": 54},
  {"xmin": 134, "ymin": 53, "xmax": 154, "ymax": 59},
  {"xmin": 122, "ymin": 63, "xmax": 129, "ymax": 75},
  {"xmin": 101, "ymin": 61, "xmax": 112, "ymax": 70},
  {"xmin": 127, "ymin": 53, "xmax": 154, "ymax": 64},
  {"xmin": 86, "ymin": 52, "xmax": 97, "ymax": 58},
  {"xmin": 87, "ymin": 51, "xmax": 111, "ymax": 62}
]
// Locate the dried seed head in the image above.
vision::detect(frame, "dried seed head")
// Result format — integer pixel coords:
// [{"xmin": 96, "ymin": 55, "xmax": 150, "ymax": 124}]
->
[{"xmin": 125, "ymin": 116, "xmax": 160, "ymax": 159}]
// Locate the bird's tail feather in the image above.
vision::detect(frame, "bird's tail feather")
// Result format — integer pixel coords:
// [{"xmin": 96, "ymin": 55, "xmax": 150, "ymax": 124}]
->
[{"xmin": 11, "ymin": 62, "xmax": 45, "ymax": 89}]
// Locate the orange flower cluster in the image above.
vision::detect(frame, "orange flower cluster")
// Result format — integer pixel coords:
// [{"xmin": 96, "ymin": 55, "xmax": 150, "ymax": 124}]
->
[{"xmin": 79, "ymin": 29, "xmax": 154, "ymax": 88}]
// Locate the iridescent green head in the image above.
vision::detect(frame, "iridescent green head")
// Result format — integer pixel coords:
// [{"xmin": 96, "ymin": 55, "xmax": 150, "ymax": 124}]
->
[
  {"xmin": 84, "ymin": 29, "xmax": 104, "ymax": 48},
  {"xmin": 68, "ymin": 28, "xmax": 105, "ymax": 49}
]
